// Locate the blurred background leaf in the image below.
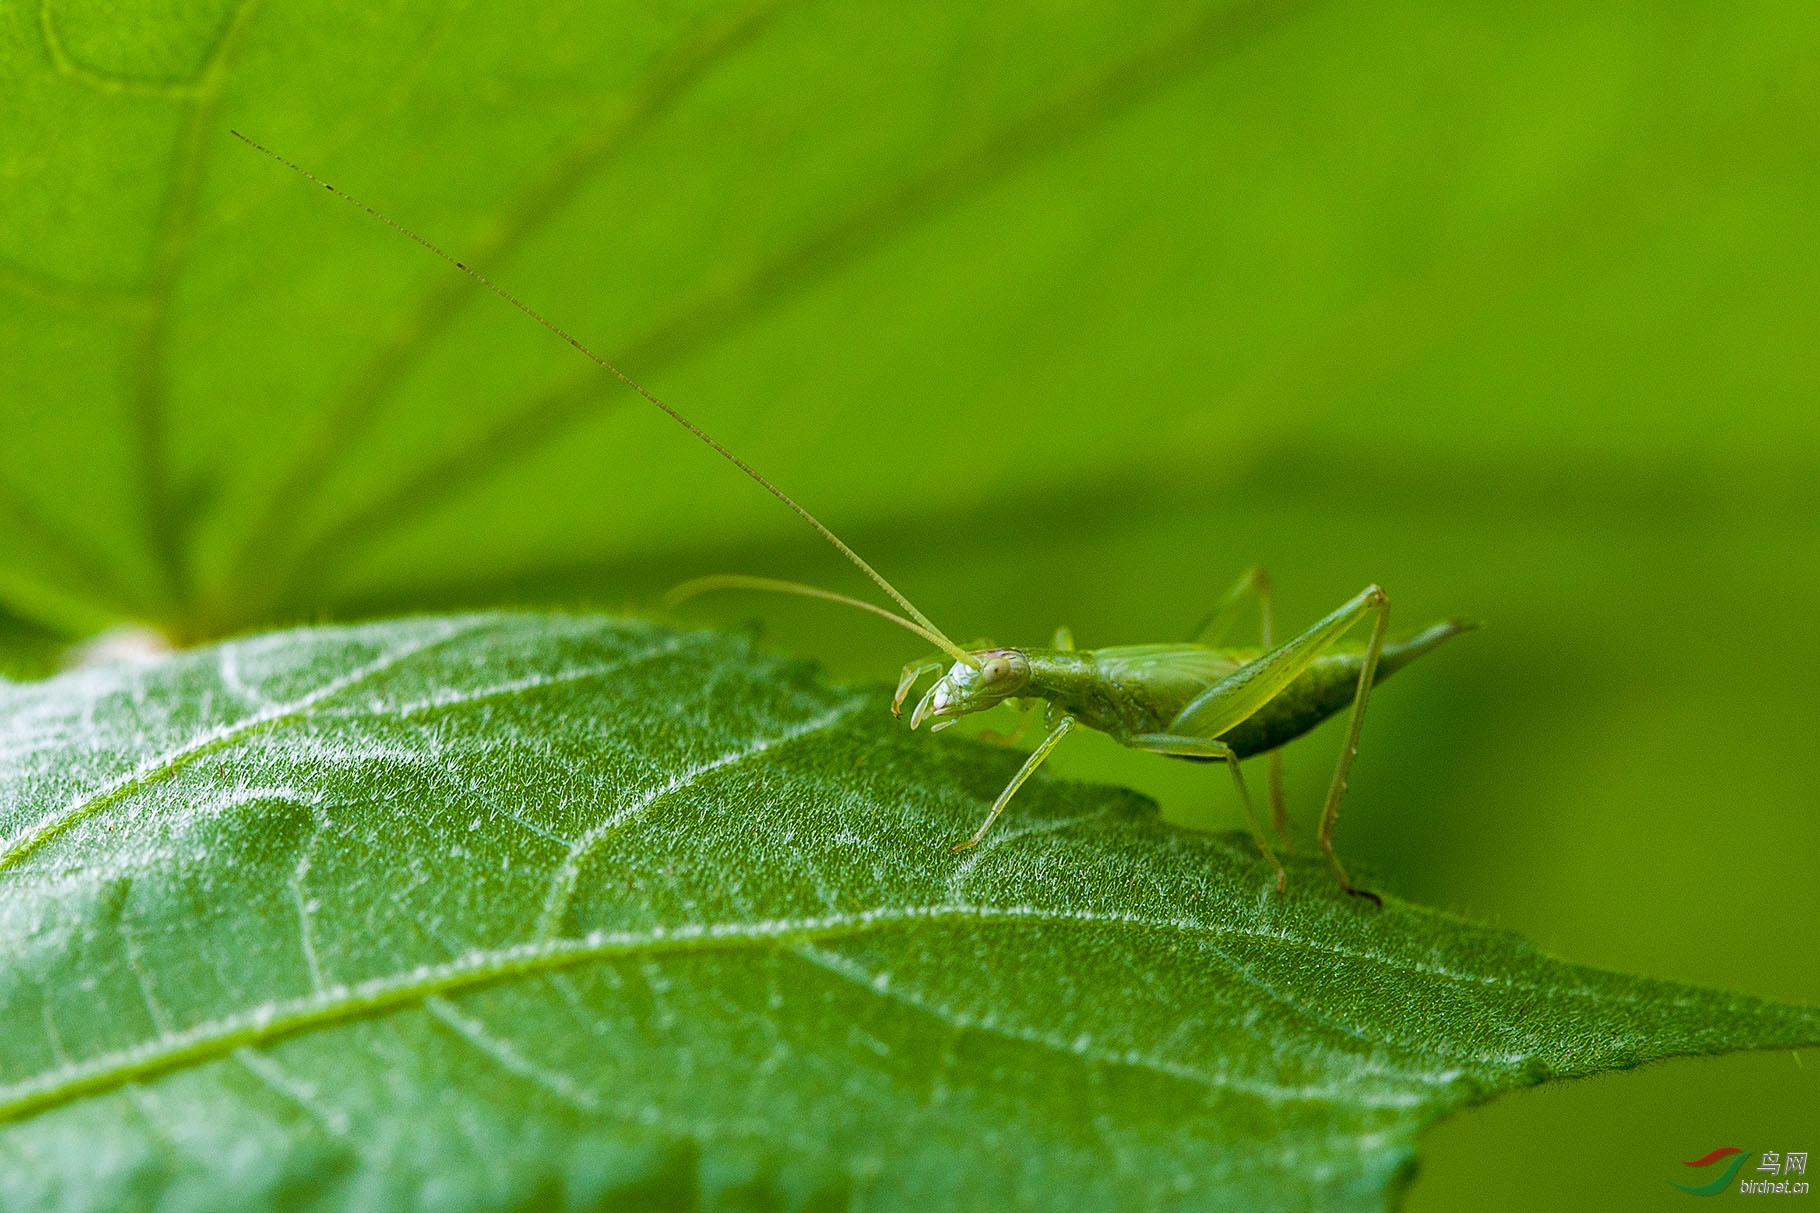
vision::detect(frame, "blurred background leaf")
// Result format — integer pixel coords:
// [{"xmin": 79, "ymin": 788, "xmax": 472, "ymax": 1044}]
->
[{"xmin": 1, "ymin": 0, "xmax": 1814, "ymax": 1205}]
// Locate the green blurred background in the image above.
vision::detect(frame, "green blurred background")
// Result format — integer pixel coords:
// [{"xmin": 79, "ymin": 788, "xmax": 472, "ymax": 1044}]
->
[{"xmin": 2, "ymin": 0, "xmax": 1814, "ymax": 1206}]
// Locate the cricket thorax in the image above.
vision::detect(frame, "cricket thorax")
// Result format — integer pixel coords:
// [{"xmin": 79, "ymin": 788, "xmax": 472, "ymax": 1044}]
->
[
  {"xmin": 909, "ymin": 649, "xmax": 1031, "ymax": 730},
  {"xmin": 1022, "ymin": 649, "xmax": 1180, "ymax": 740}
]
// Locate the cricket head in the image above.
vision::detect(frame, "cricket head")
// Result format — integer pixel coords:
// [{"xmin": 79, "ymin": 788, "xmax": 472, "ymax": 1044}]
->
[{"xmin": 908, "ymin": 648, "xmax": 1031, "ymax": 731}]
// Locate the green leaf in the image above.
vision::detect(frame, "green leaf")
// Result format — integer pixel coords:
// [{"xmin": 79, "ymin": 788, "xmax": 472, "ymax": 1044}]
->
[
  {"xmin": 2, "ymin": 614, "xmax": 1813, "ymax": 1211},
  {"xmin": 5, "ymin": 2, "xmax": 1818, "ymax": 1203}
]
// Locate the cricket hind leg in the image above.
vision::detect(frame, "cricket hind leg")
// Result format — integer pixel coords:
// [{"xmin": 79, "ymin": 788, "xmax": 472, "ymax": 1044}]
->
[
  {"xmin": 1128, "ymin": 734, "xmax": 1285, "ymax": 892},
  {"xmin": 951, "ymin": 716, "xmax": 1077, "ymax": 852},
  {"xmin": 1185, "ymin": 568, "xmax": 1290, "ymax": 839},
  {"xmin": 1315, "ymin": 588, "xmax": 1391, "ymax": 907},
  {"xmin": 1166, "ymin": 584, "xmax": 1393, "ymax": 903}
]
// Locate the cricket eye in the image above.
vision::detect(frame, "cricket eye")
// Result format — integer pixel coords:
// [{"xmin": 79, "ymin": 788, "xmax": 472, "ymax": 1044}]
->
[{"xmin": 981, "ymin": 657, "xmax": 1011, "ymax": 683}]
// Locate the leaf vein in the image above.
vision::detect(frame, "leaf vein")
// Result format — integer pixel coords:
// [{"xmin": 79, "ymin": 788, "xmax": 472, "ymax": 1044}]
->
[
  {"xmin": 423, "ymin": 995, "xmax": 601, "ymax": 1114},
  {"xmin": 232, "ymin": 1047, "xmax": 353, "ymax": 1140},
  {"xmin": 788, "ymin": 943, "xmax": 1428, "ymax": 1110},
  {"xmin": 0, "ymin": 902, "xmax": 1529, "ymax": 1124},
  {"xmin": 533, "ymin": 693, "xmax": 870, "ymax": 937},
  {"xmin": 0, "ymin": 618, "xmax": 480, "ymax": 873},
  {"xmin": 225, "ymin": 0, "xmax": 790, "ymax": 616},
  {"xmin": 279, "ymin": 0, "xmax": 1319, "ymax": 598}
]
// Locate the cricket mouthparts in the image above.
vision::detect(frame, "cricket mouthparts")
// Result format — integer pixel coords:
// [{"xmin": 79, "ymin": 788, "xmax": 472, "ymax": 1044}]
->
[{"xmin": 909, "ymin": 680, "xmax": 951, "ymax": 730}]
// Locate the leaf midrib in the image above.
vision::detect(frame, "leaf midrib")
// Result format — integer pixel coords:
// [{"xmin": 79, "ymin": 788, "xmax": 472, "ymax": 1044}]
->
[{"xmin": 2, "ymin": 898, "xmax": 1647, "ymax": 1126}]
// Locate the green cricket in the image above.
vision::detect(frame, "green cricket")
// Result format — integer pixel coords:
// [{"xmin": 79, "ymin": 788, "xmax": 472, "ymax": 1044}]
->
[
  {"xmin": 236, "ymin": 131, "xmax": 1472, "ymax": 905},
  {"xmin": 670, "ymin": 570, "xmax": 1469, "ymax": 905}
]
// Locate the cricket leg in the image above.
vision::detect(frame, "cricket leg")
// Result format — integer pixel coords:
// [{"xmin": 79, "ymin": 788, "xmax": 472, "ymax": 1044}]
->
[
  {"xmin": 1128, "ymin": 734, "xmax": 1285, "ymax": 892},
  {"xmin": 951, "ymin": 716, "xmax": 1076, "ymax": 852},
  {"xmin": 895, "ymin": 634, "xmax": 1004, "ymax": 715},
  {"xmin": 975, "ymin": 624, "xmax": 1070, "ymax": 743},
  {"xmin": 1170, "ymin": 585, "xmax": 1387, "ymax": 741},
  {"xmin": 1184, "ymin": 570, "xmax": 1290, "ymax": 838},
  {"xmin": 977, "ymin": 699, "xmax": 1041, "ymax": 745},
  {"xmin": 893, "ymin": 659, "xmax": 947, "ymax": 716},
  {"xmin": 1253, "ymin": 575, "xmax": 1290, "ymax": 841},
  {"xmin": 1315, "ymin": 588, "xmax": 1392, "ymax": 907},
  {"xmin": 1167, "ymin": 584, "xmax": 1391, "ymax": 901},
  {"xmin": 1186, "ymin": 566, "xmax": 1271, "ymax": 646},
  {"xmin": 1267, "ymin": 749, "xmax": 1289, "ymax": 841}
]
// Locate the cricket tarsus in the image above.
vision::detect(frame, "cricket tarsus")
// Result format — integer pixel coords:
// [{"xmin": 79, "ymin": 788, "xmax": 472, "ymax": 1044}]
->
[{"xmin": 243, "ymin": 132, "xmax": 1474, "ymax": 899}]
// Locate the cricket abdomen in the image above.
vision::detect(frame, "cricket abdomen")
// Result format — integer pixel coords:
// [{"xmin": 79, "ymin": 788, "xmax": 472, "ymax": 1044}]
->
[
  {"xmin": 1217, "ymin": 621, "xmax": 1469, "ymax": 758},
  {"xmin": 1018, "ymin": 620, "xmax": 1468, "ymax": 755}
]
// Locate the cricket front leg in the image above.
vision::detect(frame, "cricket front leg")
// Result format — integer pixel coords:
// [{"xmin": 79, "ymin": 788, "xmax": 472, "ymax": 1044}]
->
[
  {"xmin": 974, "ymin": 622, "xmax": 1070, "ymax": 743},
  {"xmin": 951, "ymin": 716, "xmax": 1076, "ymax": 852},
  {"xmin": 894, "ymin": 636, "xmax": 999, "ymax": 717},
  {"xmin": 893, "ymin": 658, "xmax": 947, "ymax": 717},
  {"xmin": 1128, "ymin": 733, "xmax": 1285, "ymax": 892}
]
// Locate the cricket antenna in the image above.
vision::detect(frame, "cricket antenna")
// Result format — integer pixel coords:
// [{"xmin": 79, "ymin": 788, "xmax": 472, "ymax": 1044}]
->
[
  {"xmin": 231, "ymin": 130, "xmax": 975, "ymax": 667},
  {"xmin": 667, "ymin": 575, "xmax": 966, "ymax": 657}
]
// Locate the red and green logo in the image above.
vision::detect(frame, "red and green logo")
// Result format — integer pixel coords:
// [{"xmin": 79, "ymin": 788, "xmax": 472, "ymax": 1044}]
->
[{"xmin": 1671, "ymin": 1147, "xmax": 1753, "ymax": 1196}]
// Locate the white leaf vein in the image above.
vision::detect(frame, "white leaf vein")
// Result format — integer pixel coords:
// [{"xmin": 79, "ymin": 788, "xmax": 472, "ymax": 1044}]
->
[{"xmin": 0, "ymin": 902, "xmax": 1630, "ymax": 1124}]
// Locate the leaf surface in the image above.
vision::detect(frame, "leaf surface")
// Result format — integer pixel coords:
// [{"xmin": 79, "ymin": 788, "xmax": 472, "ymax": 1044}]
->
[{"xmin": 2, "ymin": 614, "xmax": 1813, "ymax": 1211}]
